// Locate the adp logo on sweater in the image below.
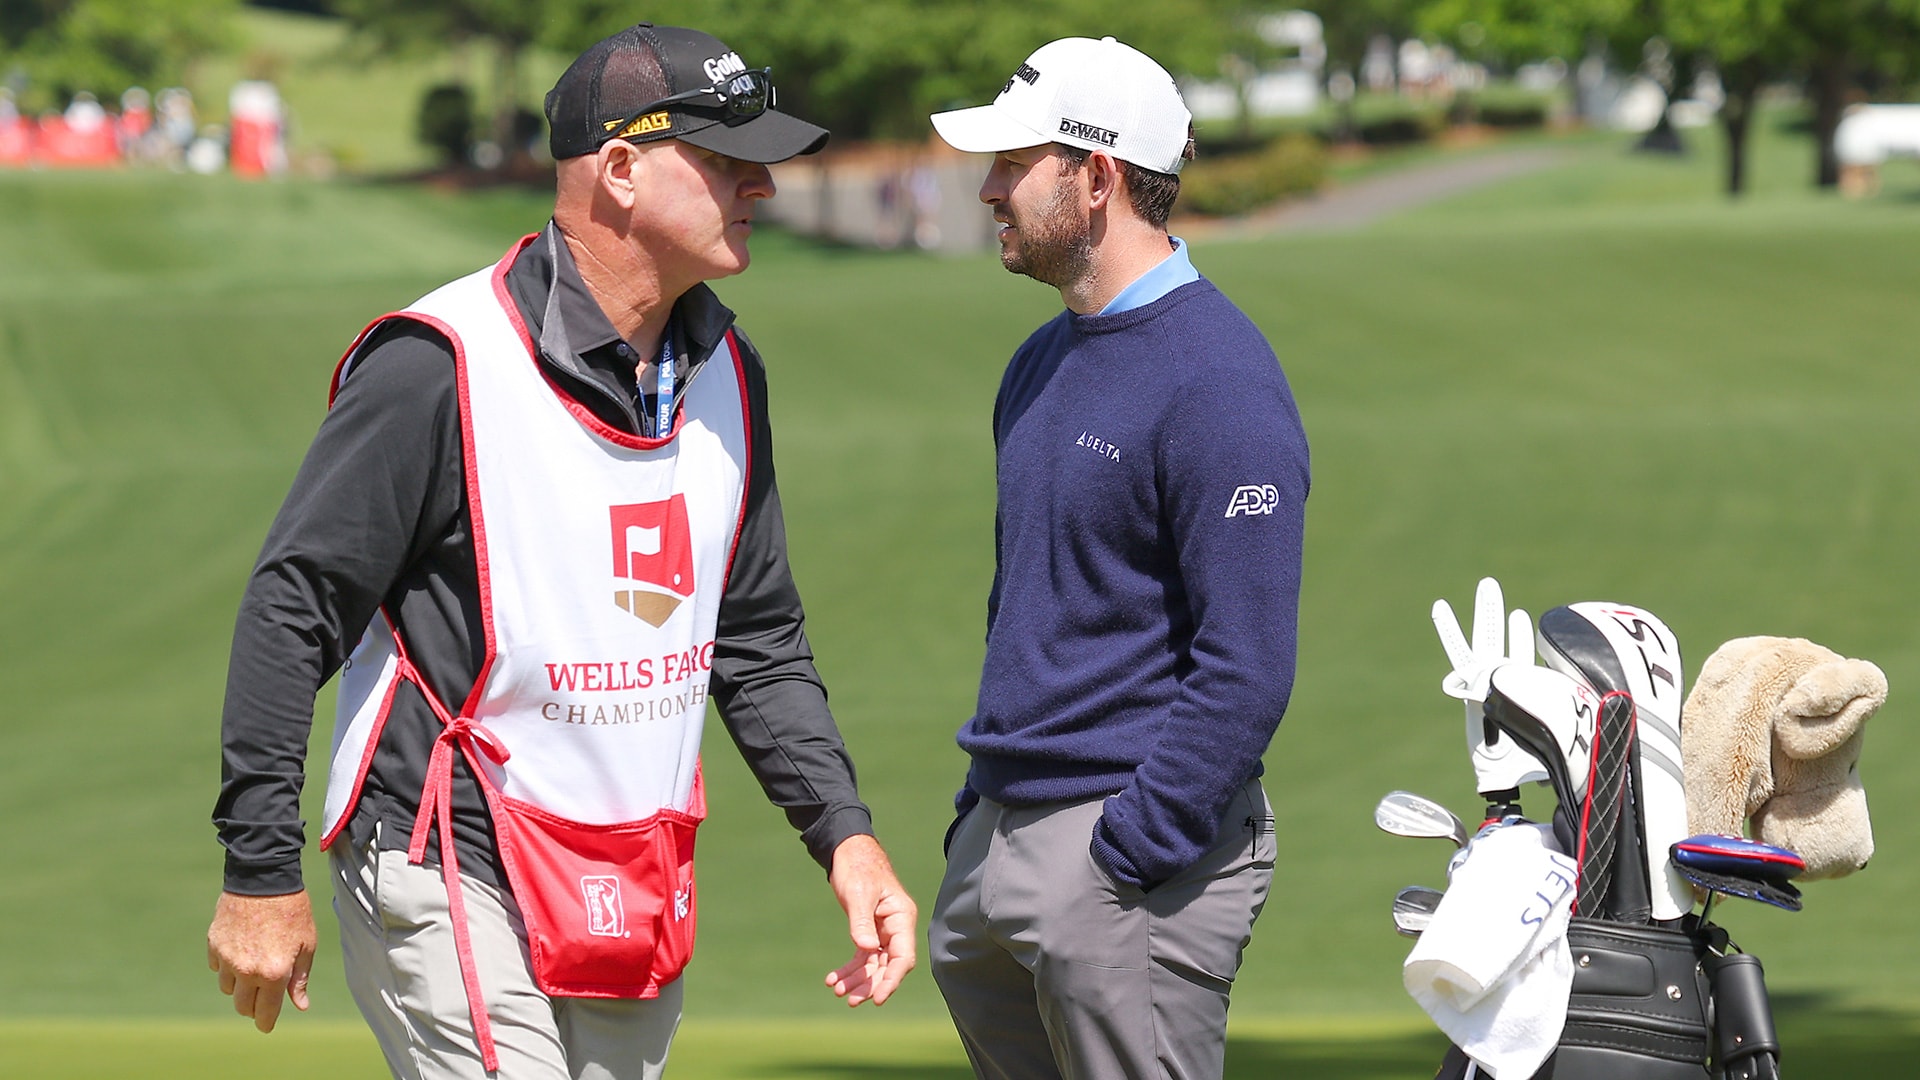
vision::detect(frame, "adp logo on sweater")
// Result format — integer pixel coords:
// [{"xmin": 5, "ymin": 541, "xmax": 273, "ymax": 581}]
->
[
  {"xmin": 1223, "ymin": 484, "xmax": 1280, "ymax": 518},
  {"xmin": 610, "ymin": 496, "xmax": 695, "ymax": 627}
]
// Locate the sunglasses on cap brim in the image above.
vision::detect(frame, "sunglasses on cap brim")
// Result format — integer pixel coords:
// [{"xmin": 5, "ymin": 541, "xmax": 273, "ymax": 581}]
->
[{"xmin": 599, "ymin": 68, "xmax": 776, "ymax": 147}]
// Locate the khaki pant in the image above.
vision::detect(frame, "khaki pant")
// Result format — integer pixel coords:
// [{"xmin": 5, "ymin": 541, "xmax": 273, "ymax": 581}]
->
[
  {"xmin": 929, "ymin": 780, "xmax": 1275, "ymax": 1080},
  {"xmin": 330, "ymin": 822, "xmax": 682, "ymax": 1080}
]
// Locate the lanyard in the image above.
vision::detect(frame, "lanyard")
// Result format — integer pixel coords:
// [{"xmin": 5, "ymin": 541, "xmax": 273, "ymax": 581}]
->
[{"xmin": 646, "ymin": 326, "xmax": 676, "ymax": 439}]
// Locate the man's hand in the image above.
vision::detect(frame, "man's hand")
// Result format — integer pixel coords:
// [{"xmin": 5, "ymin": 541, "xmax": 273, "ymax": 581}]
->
[
  {"xmin": 822, "ymin": 834, "xmax": 917, "ymax": 1007},
  {"xmin": 207, "ymin": 890, "xmax": 317, "ymax": 1032}
]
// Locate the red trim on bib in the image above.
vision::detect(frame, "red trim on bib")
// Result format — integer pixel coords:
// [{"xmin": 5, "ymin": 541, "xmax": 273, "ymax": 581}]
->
[
  {"xmin": 316, "ymin": 612, "xmax": 405, "ymax": 852},
  {"xmin": 537, "ymin": 363, "xmax": 690, "ymax": 453},
  {"xmin": 720, "ymin": 328, "xmax": 753, "ymax": 585},
  {"xmin": 330, "ymin": 296, "xmax": 506, "ymax": 729},
  {"xmin": 491, "ymin": 233, "xmax": 540, "ymax": 361},
  {"xmin": 458, "ymin": 239, "xmax": 537, "ymax": 721},
  {"xmin": 493, "ymin": 261, "xmax": 744, "ymax": 455},
  {"xmin": 391, "ymin": 630, "xmax": 510, "ymax": 1074},
  {"xmin": 484, "ymin": 233, "xmax": 685, "ymax": 453},
  {"xmin": 319, "ymin": 302, "xmax": 466, "ymax": 852}
]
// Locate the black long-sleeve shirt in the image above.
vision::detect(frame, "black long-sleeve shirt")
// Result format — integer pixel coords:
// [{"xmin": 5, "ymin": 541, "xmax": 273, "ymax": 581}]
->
[{"xmin": 214, "ymin": 224, "xmax": 872, "ymax": 895}]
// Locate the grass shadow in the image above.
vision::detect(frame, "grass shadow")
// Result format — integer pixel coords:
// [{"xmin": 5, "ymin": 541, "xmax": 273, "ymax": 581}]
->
[
  {"xmin": 1226, "ymin": 1027, "xmax": 1451, "ymax": 1078},
  {"xmin": 747, "ymin": 998, "xmax": 1920, "ymax": 1079},
  {"xmin": 1772, "ymin": 993, "xmax": 1920, "ymax": 1073},
  {"xmin": 744, "ymin": 1065, "xmax": 975, "ymax": 1079},
  {"xmin": 732, "ymin": 1028, "xmax": 1455, "ymax": 1080}
]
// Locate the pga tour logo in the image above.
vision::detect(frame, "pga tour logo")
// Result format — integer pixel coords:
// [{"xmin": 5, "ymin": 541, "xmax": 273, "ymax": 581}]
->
[
  {"xmin": 582, "ymin": 876, "xmax": 626, "ymax": 938},
  {"xmin": 674, "ymin": 883, "xmax": 693, "ymax": 922},
  {"xmin": 610, "ymin": 497, "xmax": 695, "ymax": 627},
  {"xmin": 1223, "ymin": 484, "xmax": 1281, "ymax": 518}
]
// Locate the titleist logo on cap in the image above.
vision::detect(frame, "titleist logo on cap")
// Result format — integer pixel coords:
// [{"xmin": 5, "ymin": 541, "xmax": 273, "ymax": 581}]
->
[
  {"xmin": 1058, "ymin": 118, "xmax": 1119, "ymax": 146},
  {"xmin": 1002, "ymin": 62, "xmax": 1042, "ymax": 94}
]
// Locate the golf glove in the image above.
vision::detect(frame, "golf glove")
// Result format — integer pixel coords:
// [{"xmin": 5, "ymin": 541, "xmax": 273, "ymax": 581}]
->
[{"xmin": 1432, "ymin": 577, "xmax": 1550, "ymax": 795}]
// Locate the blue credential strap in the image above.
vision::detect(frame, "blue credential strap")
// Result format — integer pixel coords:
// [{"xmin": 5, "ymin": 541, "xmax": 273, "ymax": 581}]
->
[{"xmin": 650, "ymin": 326, "xmax": 676, "ymax": 438}]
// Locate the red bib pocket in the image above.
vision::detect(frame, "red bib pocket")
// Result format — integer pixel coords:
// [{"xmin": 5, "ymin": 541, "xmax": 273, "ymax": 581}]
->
[{"xmin": 491, "ymin": 775, "xmax": 705, "ymax": 998}]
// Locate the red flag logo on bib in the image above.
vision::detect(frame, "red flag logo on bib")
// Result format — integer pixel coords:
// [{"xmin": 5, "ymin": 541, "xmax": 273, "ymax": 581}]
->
[{"xmin": 610, "ymin": 497, "xmax": 695, "ymax": 627}]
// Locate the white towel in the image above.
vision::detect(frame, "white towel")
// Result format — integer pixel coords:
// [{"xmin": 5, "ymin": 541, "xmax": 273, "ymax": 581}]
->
[{"xmin": 1403, "ymin": 822, "xmax": 1577, "ymax": 1079}]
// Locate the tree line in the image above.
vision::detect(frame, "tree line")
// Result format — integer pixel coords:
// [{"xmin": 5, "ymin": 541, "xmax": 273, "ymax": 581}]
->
[{"xmin": 5, "ymin": 0, "xmax": 1918, "ymax": 194}]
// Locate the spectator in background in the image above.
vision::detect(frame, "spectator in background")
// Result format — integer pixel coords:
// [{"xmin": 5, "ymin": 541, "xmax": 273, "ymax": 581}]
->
[
  {"xmin": 156, "ymin": 88, "xmax": 197, "ymax": 168},
  {"xmin": 119, "ymin": 87, "xmax": 153, "ymax": 161},
  {"xmin": 185, "ymin": 125, "xmax": 225, "ymax": 175},
  {"xmin": 909, "ymin": 163, "xmax": 943, "ymax": 250},
  {"xmin": 0, "ymin": 89, "xmax": 30, "ymax": 166},
  {"xmin": 228, "ymin": 80, "xmax": 286, "ymax": 178}
]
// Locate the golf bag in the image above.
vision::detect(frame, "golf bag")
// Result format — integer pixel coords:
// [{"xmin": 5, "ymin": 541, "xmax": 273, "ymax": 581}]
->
[
  {"xmin": 1432, "ymin": 917, "xmax": 1780, "ymax": 1079},
  {"xmin": 1427, "ymin": 603, "xmax": 1782, "ymax": 1080}
]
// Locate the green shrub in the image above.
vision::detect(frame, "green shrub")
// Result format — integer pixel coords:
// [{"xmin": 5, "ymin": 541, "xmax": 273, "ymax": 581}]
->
[
  {"xmin": 1466, "ymin": 87, "xmax": 1555, "ymax": 129},
  {"xmin": 1178, "ymin": 133, "xmax": 1327, "ymax": 217},
  {"xmin": 1351, "ymin": 99, "xmax": 1448, "ymax": 145},
  {"xmin": 416, "ymin": 82, "xmax": 474, "ymax": 167}
]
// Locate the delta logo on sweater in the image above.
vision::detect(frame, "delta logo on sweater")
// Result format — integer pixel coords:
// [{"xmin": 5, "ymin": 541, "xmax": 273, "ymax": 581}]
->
[{"xmin": 610, "ymin": 497, "xmax": 695, "ymax": 627}]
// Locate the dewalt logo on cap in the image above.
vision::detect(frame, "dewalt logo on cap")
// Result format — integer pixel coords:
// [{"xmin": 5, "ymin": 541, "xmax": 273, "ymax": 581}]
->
[
  {"xmin": 1058, "ymin": 117, "xmax": 1119, "ymax": 146},
  {"xmin": 605, "ymin": 110, "xmax": 673, "ymax": 139}
]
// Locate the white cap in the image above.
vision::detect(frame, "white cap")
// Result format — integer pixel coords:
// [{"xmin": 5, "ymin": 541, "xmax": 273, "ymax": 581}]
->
[{"xmin": 930, "ymin": 36, "xmax": 1193, "ymax": 174}]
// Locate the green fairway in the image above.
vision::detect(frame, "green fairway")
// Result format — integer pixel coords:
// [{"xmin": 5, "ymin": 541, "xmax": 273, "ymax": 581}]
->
[
  {"xmin": 4, "ymin": 118, "xmax": 1920, "ymax": 1075},
  {"xmin": 7, "ymin": 1004, "xmax": 1920, "ymax": 1078}
]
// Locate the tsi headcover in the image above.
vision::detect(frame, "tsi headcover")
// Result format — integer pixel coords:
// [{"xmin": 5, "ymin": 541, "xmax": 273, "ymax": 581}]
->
[
  {"xmin": 1537, "ymin": 603, "xmax": 1692, "ymax": 922},
  {"xmin": 930, "ymin": 36, "xmax": 1194, "ymax": 174}
]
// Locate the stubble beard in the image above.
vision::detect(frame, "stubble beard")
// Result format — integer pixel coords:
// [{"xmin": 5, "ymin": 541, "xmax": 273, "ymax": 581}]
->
[{"xmin": 1001, "ymin": 175, "xmax": 1092, "ymax": 289}]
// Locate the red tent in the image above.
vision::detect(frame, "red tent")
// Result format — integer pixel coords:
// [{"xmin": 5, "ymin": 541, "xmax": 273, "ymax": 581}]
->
[{"xmin": 0, "ymin": 116, "xmax": 33, "ymax": 166}]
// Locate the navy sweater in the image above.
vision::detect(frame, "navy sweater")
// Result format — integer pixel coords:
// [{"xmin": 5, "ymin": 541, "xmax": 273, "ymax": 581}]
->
[{"xmin": 959, "ymin": 278, "xmax": 1310, "ymax": 889}]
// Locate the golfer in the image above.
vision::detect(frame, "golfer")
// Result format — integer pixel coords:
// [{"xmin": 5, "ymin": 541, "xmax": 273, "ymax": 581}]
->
[
  {"xmin": 926, "ymin": 36, "xmax": 1309, "ymax": 1079},
  {"xmin": 206, "ymin": 23, "xmax": 916, "ymax": 1079}
]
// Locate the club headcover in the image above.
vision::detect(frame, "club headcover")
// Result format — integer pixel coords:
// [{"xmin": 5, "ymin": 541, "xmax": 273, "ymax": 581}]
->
[
  {"xmin": 1484, "ymin": 664, "xmax": 1600, "ymax": 807},
  {"xmin": 1538, "ymin": 602, "xmax": 1693, "ymax": 921},
  {"xmin": 1671, "ymin": 834, "xmax": 1806, "ymax": 884},
  {"xmin": 1672, "ymin": 863, "xmax": 1804, "ymax": 912},
  {"xmin": 1573, "ymin": 691, "xmax": 1637, "ymax": 918},
  {"xmin": 1466, "ymin": 701, "xmax": 1551, "ymax": 795}
]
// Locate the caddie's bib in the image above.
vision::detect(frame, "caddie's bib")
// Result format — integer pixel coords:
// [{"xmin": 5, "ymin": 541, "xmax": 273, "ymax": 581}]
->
[{"xmin": 317, "ymin": 236, "xmax": 751, "ymax": 1070}]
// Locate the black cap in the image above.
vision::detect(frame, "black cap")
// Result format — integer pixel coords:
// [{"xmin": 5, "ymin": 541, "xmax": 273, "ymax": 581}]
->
[{"xmin": 544, "ymin": 24, "xmax": 829, "ymax": 163}]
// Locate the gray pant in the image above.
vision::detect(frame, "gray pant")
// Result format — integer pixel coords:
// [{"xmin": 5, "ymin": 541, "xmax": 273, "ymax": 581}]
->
[
  {"xmin": 330, "ymin": 822, "xmax": 682, "ymax": 1080},
  {"xmin": 929, "ymin": 780, "xmax": 1275, "ymax": 1080}
]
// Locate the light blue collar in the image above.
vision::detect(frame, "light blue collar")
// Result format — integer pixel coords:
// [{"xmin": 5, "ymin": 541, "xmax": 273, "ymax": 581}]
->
[{"xmin": 1097, "ymin": 236, "xmax": 1200, "ymax": 315}]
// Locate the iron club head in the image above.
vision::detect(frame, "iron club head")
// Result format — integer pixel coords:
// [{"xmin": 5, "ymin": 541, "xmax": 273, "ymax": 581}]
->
[
  {"xmin": 1393, "ymin": 885, "xmax": 1444, "ymax": 937},
  {"xmin": 1375, "ymin": 790, "xmax": 1471, "ymax": 847}
]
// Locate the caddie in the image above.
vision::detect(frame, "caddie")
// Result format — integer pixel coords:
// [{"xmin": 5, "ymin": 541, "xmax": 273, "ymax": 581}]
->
[
  {"xmin": 207, "ymin": 23, "xmax": 916, "ymax": 1079},
  {"xmin": 926, "ymin": 36, "xmax": 1309, "ymax": 1079}
]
